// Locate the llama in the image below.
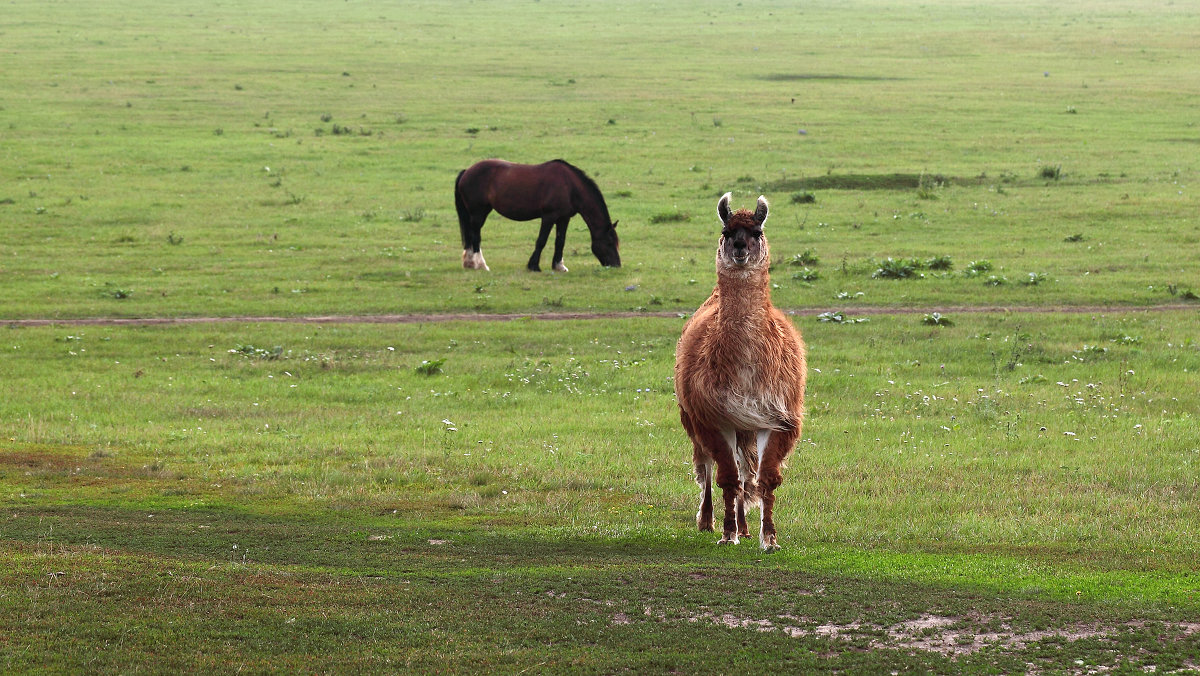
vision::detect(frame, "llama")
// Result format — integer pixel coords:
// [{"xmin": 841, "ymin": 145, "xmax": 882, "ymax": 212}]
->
[{"xmin": 674, "ymin": 192, "xmax": 807, "ymax": 550}]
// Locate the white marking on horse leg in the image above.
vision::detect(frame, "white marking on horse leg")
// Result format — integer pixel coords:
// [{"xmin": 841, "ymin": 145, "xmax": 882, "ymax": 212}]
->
[
  {"xmin": 553, "ymin": 261, "xmax": 568, "ymax": 272},
  {"xmin": 475, "ymin": 250, "xmax": 490, "ymax": 271},
  {"xmin": 462, "ymin": 249, "xmax": 475, "ymax": 269}
]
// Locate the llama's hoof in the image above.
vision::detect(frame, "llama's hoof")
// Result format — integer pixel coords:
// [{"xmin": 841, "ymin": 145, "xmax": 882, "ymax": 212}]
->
[
  {"xmin": 760, "ymin": 535, "xmax": 780, "ymax": 552},
  {"xmin": 717, "ymin": 534, "xmax": 740, "ymax": 545},
  {"xmin": 698, "ymin": 522, "xmax": 714, "ymax": 532}
]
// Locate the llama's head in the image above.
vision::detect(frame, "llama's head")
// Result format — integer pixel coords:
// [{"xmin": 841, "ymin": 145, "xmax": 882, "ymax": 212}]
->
[{"xmin": 716, "ymin": 192, "xmax": 770, "ymax": 274}]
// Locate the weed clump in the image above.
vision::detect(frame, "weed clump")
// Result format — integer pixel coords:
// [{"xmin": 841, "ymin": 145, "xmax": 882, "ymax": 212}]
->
[
  {"xmin": 231, "ymin": 344, "xmax": 284, "ymax": 360},
  {"xmin": 414, "ymin": 358, "xmax": 446, "ymax": 375},
  {"xmin": 926, "ymin": 255, "xmax": 953, "ymax": 271},
  {"xmin": 963, "ymin": 260, "xmax": 993, "ymax": 277},
  {"xmin": 818, "ymin": 311, "xmax": 868, "ymax": 324},
  {"xmin": 873, "ymin": 257, "xmax": 923, "ymax": 279},
  {"xmin": 921, "ymin": 312, "xmax": 953, "ymax": 326},
  {"xmin": 789, "ymin": 249, "xmax": 820, "ymax": 266}
]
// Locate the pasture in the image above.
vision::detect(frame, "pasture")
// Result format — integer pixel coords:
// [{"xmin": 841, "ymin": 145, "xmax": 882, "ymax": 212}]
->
[{"xmin": 3, "ymin": 0, "xmax": 1199, "ymax": 672}]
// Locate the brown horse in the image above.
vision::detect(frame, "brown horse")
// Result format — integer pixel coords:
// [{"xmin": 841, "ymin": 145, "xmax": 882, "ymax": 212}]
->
[{"xmin": 454, "ymin": 159, "xmax": 621, "ymax": 271}]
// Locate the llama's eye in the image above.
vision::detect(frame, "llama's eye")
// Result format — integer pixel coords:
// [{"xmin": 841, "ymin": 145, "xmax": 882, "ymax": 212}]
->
[{"xmin": 751, "ymin": 231, "xmax": 763, "ymax": 239}]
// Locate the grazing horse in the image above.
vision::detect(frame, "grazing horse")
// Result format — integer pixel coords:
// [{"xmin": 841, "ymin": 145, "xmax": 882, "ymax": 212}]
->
[{"xmin": 454, "ymin": 159, "xmax": 621, "ymax": 272}]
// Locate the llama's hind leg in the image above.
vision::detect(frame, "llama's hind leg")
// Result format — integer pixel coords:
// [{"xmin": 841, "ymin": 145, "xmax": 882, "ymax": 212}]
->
[
  {"xmin": 695, "ymin": 458, "xmax": 714, "ymax": 532},
  {"xmin": 682, "ymin": 410, "xmax": 714, "ymax": 531}
]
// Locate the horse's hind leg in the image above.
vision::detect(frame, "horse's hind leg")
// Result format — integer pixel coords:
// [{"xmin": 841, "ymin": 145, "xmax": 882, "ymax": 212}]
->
[
  {"xmin": 551, "ymin": 218, "xmax": 570, "ymax": 272},
  {"xmin": 462, "ymin": 209, "xmax": 491, "ymax": 270},
  {"xmin": 527, "ymin": 217, "xmax": 555, "ymax": 272}
]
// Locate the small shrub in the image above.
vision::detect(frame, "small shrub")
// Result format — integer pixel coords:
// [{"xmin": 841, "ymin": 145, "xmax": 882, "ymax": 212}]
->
[
  {"xmin": 320, "ymin": 113, "xmax": 333, "ymax": 122},
  {"xmin": 167, "ymin": 232, "xmax": 184, "ymax": 246},
  {"xmin": 1064, "ymin": 233, "xmax": 1085, "ymax": 242},
  {"xmin": 1020, "ymin": 272, "xmax": 1047, "ymax": 286},
  {"xmin": 403, "ymin": 207, "xmax": 426, "ymax": 222},
  {"xmin": 791, "ymin": 268, "xmax": 820, "ymax": 282},
  {"xmin": 1039, "ymin": 164, "xmax": 1062, "ymax": 180},
  {"xmin": 790, "ymin": 191, "xmax": 816, "ymax": 204},
  {"xmin": 834, "ymin": 290, "xmax": 864, "ymax": 300},
  {"xmin": 465, "ymin": 127, "xmax": 480, "ymax": 135},
  {"xmin": 414, "ymin": 358, "xmax": 446, "ymax": 376},
  {"xmin": 984, "ymin": 274, "xmax": 1007, "ymax": 286},
  {"xmin": 921, "ymin": 312, "xmax": 953, "ymax": 327},
  {"xmin": 789, "ymin": 249, "xmax": 820, "ymax": 266},
  {"xmin": 1181, "ymin": 289, "xmax": 1200, "ymax": 301}
]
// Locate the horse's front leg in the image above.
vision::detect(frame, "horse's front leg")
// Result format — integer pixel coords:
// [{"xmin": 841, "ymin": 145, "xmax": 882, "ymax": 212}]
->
[
  {"xmin": 527, "ymin": 217, "xmax": 555, "ymax": 272},
  {"xmin": 551, "ymin": 218, "xmax": 570, "ymax": 272}
]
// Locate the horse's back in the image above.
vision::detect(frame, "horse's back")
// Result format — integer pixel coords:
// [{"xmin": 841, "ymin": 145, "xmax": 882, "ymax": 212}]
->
[{"xmin": 462, "ymin": 159, "xmax": 572, "ymax": 221}]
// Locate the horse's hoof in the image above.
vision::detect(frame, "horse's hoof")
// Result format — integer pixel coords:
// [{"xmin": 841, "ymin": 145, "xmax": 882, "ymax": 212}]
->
[{"xmin": 553, "ymin": 263, "xmax": 569, "ymax": 272}]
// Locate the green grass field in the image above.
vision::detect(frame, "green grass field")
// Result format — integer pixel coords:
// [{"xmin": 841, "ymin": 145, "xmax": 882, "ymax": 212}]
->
[{"xmin": 3, "ymin": 0, "xmax": 1199, "ymax": 672}]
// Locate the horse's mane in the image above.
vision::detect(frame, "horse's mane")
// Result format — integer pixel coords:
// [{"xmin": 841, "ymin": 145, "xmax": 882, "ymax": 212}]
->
[{"xmin": 550, "ymin": 159, "xmax": 612, "ymax": 227}]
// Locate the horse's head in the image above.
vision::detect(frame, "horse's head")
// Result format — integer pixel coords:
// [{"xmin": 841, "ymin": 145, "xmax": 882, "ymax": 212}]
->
[{"xmin": 592, "ymin": 219, "xmax": 621, "ymax": 267}]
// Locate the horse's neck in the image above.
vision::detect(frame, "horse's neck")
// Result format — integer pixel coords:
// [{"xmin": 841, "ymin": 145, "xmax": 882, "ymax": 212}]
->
[{"xmin": 573, "ymin": 184, "xmax": 608, "ymax": 230}]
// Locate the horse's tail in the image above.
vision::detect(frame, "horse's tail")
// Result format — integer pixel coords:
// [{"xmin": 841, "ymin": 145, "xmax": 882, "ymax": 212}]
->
[{"xmin": 454, "ymin": 169, "xmax": 471, "ymax": 249}]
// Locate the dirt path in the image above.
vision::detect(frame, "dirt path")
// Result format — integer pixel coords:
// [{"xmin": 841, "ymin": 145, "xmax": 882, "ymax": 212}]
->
[{"xmin": 4, "ymin": 304, "xmax": 1195, "ymax": 327}]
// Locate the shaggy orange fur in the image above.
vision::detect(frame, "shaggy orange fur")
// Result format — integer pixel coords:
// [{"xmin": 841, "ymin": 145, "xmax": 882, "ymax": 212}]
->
[{"xmin": 674, "ymin": 193, "xmax": 807, "ymax": 550}]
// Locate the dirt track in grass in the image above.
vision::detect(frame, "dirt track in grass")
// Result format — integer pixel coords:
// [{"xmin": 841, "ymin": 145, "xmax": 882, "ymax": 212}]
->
[{"xmin": 4, "ymin": 304, "xmax": 1196, "ymax": 327}]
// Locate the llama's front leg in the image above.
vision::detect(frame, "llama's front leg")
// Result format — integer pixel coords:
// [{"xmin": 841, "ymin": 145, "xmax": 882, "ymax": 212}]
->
[
  {"xmin": 757, "ymin": 428, "xmax": 796, "ymax": 551},
  {"xmin": 715, "ymin": 427, "xmax": 740, "ymax": 544},
  {"xmin": 760, "ymin": 490, "xmax": 780, "ymax": 552},
  {"xmin": 717, "ymin": 483, "xmax": 739, "ymax": 545}
]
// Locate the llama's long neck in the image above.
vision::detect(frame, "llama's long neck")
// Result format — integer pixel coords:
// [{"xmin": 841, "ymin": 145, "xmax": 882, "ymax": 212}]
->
[{"xmin": 715, "ymin": 265, "xmax": 772, "ymax": 325}]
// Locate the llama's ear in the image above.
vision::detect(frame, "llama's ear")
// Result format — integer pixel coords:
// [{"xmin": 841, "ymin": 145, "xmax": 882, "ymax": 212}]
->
[
  {"xmin": 717, "ymin": 192, "xmax": 733, "ymax": 225},
  {"xmin": 754, "ymin": 195, "xmax": 769, "ymax": 227}
]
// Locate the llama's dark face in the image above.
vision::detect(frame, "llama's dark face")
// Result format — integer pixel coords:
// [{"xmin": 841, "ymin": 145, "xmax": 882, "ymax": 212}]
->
[{"xmin": 716, "ymin": 193, "xmax": 770, "ymax": 271}]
